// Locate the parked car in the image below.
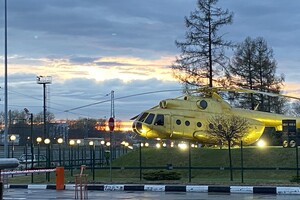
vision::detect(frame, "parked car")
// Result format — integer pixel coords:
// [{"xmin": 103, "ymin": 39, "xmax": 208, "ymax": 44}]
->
[{"xmin": 18, "ymin": 154, "xmax": 55, "ymax": 170}]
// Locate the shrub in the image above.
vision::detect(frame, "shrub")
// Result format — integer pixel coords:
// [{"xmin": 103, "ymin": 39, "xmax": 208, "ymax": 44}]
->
[
  {"xmin": 143, "ymin": 170, "xmax": 181, "ymax": 181},
  {"xmin": 290, "ymin": 176, "xmax": 300, "ymax": 183}
]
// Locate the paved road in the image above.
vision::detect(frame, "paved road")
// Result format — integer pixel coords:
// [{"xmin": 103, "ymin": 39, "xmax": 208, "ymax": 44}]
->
[{"xmin": 3, "ymin": 189, "xmax": 299, "ymax": 200}]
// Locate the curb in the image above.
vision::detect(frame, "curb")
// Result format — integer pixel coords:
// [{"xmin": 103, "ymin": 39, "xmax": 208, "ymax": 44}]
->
[{"xmin": 5, "ymin": 184, "xmax": 300, "ymax": 195}]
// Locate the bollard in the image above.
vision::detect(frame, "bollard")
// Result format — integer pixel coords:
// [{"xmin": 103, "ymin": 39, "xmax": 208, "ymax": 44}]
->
[{"xmin": 56, "ymin": 167, "xmax": 65, "ymax": 190}]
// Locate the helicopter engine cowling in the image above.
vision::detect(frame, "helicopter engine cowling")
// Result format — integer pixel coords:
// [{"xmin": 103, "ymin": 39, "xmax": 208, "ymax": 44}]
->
[{"xmin": 159, "ymin": 100, "xmax": 167, "ymax": 109}]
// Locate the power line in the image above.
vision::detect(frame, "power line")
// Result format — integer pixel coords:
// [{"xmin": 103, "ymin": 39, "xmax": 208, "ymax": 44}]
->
[
  {"xmin": 3, "ymin": 87, "xmax": 182, "ymax": 118},
  {"xmin": 64, "ymin": 89, "xmax": 181, "ymax": 112}
]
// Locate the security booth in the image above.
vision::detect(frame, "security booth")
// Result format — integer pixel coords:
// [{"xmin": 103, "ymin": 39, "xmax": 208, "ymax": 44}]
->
[{"xmin": 282, "ymin": 119, "xmax": 299, "ymax": 148}]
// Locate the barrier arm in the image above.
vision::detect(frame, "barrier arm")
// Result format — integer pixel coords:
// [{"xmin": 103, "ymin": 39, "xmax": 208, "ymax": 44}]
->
[{"xmin": 0, "ymin": 158, "xmax": 19, "ymax": 200}]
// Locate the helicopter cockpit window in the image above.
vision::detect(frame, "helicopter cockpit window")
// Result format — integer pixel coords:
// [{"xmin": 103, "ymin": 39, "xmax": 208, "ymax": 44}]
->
[
  {"xmin": 145, "ymin": 113, "xmax": 155, "ymax": 125},
  {"xmin": 154, "ymin": 114, "xmax": 164, "ymax": 126},
  {"xmin": 138, "ymin": 112, "xmax": 148, "ymax": 122}
]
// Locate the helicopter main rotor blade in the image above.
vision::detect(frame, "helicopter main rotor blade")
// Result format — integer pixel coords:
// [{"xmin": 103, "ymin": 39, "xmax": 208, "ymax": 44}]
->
[
  {"xmin": 226, "ymin": 87, "xmax": 300, "ymax": 100},
  {"xmin": 187, "ymin": 86, "xmax": 300, "ymax": 101}
]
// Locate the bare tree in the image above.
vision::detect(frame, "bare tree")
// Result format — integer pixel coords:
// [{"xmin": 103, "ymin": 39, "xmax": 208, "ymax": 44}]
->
[
  {"xmin": 34, "ymin": 111, "xmax": 55, "ymax": 123},
  {"xmin": 207, "ymin": 115, "xmax": 249, "ymax": 181},
  {"xmin": 96, "ymin": 118, "xmax": 107, "ymax": 131},
  {"xmin": 172, "ymin": 0, "xmax": 233, "ymax": 88}
]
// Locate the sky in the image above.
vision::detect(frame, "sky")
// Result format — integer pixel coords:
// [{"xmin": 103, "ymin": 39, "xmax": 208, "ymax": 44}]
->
[{"xmin": 1, "ymin": 0, "xmax": 300, "ymax": 123}]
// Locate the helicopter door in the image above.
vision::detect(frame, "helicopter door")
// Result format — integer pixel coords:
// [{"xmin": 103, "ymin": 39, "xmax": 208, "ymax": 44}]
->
[
  {"xmin": 153, "ymin": 114, "xmax": 171, "ymax": 138},
  {"xmin": 163, "ymin": 114, "xmax": 171, "ymax": 136}
]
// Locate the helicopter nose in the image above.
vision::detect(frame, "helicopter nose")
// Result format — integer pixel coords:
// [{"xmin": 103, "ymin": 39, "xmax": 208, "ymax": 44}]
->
[{"xmin": 132, "ymin": 121, "xmax": 143, "ymax": 135}]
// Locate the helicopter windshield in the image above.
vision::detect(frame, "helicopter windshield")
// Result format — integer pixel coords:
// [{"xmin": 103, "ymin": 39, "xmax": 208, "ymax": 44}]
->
[
  {"xmin": 137, "ymin": 112, "xmax": 148, "ymax": 122},
  {"xmin": 145, "ymin": 113, "xmax": 155, "ymax": 124}
]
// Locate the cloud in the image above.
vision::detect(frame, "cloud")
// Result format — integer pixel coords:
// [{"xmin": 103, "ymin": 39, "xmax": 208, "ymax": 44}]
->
[
  {"xmin": 8, "ymin": 76, "xmax": 183, "ymax": 120},
  {"xmin": 1, "ymin": 0, "xmax": 300, "ymax": 122}
]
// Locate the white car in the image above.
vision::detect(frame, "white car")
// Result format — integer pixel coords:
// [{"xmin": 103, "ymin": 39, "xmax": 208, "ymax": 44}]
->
[{"xmin": 18, "ymin": 154, "xmax": 52, "ymax": 169}]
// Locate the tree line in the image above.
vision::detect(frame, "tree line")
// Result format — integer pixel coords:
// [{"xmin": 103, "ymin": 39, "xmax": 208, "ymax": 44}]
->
[{"xmin": 0, "ymin": 110, "xmax": 125, "ymax": 145}]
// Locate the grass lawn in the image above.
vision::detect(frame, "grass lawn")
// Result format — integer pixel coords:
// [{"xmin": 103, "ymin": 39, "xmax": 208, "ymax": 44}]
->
[{"xmin": 6, "ymin": 146, "xmax": 300, "ymax": 185}]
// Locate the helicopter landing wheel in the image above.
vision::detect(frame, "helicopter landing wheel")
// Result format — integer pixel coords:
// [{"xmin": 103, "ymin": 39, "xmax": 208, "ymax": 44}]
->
[
  {"xmin": 289, "ymin": 140, "xmax": 297, "ymax": 148},
  {"xmin": 283, "ymin": 140, "xmax": 288, "ymax": 148}
]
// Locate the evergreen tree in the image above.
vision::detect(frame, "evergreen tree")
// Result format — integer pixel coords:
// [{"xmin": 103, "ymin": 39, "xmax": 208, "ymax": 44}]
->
[
  {"xmin": 172, "ymin": 0, "xmax": 233, "ymax": 88},
  {"xmin": 229, "ymin": 37, "xmax": 285, "ymax": 113}
]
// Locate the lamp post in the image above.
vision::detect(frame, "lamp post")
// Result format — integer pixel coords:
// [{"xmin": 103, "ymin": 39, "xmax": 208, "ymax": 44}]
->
[
  {"xmin": 76, "ymin": 139, "xmax": 81, "ymax": 166},
  {"xmin": 89, "ymin": 141, "xmax": 95, "ymax": 180},
  {"xmin": 24, "ymin": 108, "xmax": 34, "ymax": 183},
  {"xmin": 69, "ymin": 140, "xmax": 75, "ymax": 176},
  {"xmin": 106, "ymin": 141, "xmax": 111, "ymax": 181},
  {"xmin": 100, "ymin": 140, "xmax": 105, "ymax": 166},
  {"xmin": 57, "ymin": 138, "xmax": 63, "ymax": 166},
  {"xmin": 188, "ymin": 141, "xmax": 192, "ymax": 183},
  {"xmin": 139, "ymin": 142, "xmax": 142, "ymax": 181},
  {"xmin": 36, "ymin": 137, "xmax": 42, "ymax": 167},
  {"xmin": 9, "ymin": 135, "xmax": 16, "ymax": 158},
  {"xmin": 44, "ymin": 138, "xmax": 51, "ymax": 181},
  {"xmin": 240, "ymin": 140, "xmax": 244, "ymax": 183}
]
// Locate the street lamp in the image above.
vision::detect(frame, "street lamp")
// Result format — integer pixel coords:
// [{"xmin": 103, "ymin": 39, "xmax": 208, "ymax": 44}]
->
[
  {"xmin": 10, "ymin": 135, "xmax": 16, "ymax": 158},
  {"xmin": 36, "ymin": 137, "xmax": 42, "ymax": 167},
  {"xmin": 76, "ymin": 139, "xmax": 81, "ymax": 165},
  {"xmin": 24, "ymin": 108, "xmax": 34, "ymax": 183},
  {"xmin": 69, "ymin": 140, "xmax": 75, "ymax": 176},
  {"xmin": 100, "ymin": 140, "xmax": 105, "ymax": 165},
  {"xmin": 57, "ymin": 138, "xmax": 63, "ymax": 166},
  {"xmin": 89, "ymin": 141, "xmax": 95, "ymax": 180},
  {"xmin": 44, "ymin": 138, "xmax": 50, "ymax": 144},
  {"xmin": 44, "ymin": 138, "xmax": 51, "ymax": 181},
  {"xmin": 139, "ymin": 142, "xmax": 142, "ymax": 181}
]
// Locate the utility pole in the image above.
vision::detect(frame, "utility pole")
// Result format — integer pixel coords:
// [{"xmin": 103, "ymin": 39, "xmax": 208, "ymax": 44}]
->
[
  {"xmin": 4, "ymin": 0, "xmax": 8, "ymax": 158},
  {"xmin": 109, "ymin": 90, "xmax": 115, "ymax": 182},
  {"xmin": 111, "ymin": 90, "xmax": 115, "ymax": 119}
]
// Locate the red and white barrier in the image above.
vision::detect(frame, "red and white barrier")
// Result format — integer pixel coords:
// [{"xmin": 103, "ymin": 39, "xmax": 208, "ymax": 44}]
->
[{"xmin": 1, "ymin": 168, "xmax": 56, "ymax": 175}]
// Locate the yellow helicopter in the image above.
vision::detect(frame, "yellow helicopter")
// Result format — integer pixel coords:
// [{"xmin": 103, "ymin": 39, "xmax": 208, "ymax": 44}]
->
[{"xmin": 132, "ymin": 87, "xmax": 300, "ymax": 146}]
